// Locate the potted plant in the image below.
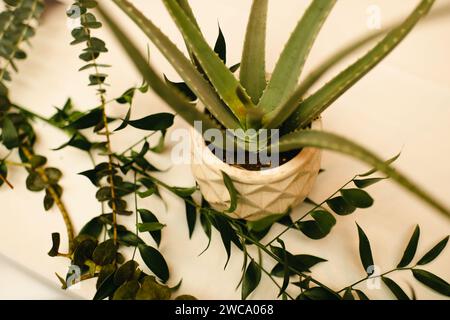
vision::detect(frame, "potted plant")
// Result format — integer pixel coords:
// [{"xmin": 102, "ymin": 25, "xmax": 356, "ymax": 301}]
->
[
  {"xmin": 96, "ymin": 0, "xmax": 449, "ymax": 219},
  {"xmin": 1, "ymin": 0, "xmax": 449, "ymax": 301}
]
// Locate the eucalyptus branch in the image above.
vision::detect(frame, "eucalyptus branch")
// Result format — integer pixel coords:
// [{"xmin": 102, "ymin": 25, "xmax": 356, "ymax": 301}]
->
[
  {"xmin": 70, "ymin": 0, "xmax": 119, "ymax": 244},
  {"xmin": 0, "ymin": 0, "xmax": 43, "ymax": 84},
  {"xmin": 21, "ymin": 146, "xmax": 75, "ymax": 252}
]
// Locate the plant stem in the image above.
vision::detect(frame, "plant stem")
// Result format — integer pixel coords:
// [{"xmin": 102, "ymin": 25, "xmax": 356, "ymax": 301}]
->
[
  {"xmin": 132, "ymin": 171, "xmax": 138, "ymax": 260},
  {"xmin": 119, "ymin": 132, "xmax": 157, "ymax": 156},
  {"xmin": 12, "ymin": 104, "xmax": 52, "ymax": 124},
  {"xmin": 21, "ymin": 147, "xmax": 75, "ymax": 252},
  {"xmin": 80, "ymin": 14, "xmax": 119, "ymax": 245},
  {"xmin": 4, "ymin": 160, "xmax": 30, "ymax": 168},
  {"xmin": 337, "ymin": 267, "xmax": 413, "ymax": 293},
  {"xmin": 0, "ymin": 173, "xmax": 13, "ymax": 189},
  {"xmin": 239, "ymin": 230, "xmax": 333, "ymax": 291}
]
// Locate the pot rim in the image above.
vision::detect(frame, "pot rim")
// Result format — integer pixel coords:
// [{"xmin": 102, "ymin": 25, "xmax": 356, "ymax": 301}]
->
[{"xmin": 190, "ymin": 119, "xmax": 322, "ymax": 184}]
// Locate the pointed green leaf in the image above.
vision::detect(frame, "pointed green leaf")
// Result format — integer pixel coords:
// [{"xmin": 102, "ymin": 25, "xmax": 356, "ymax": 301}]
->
[
  {"xmin": 138, "ymin": 209, "xmax": 162, "ymax": 246},
  {"xmin": 93, "ymin": 270, "xmax": 118, "ymax": 300},
  {"xmin": 397, "ymin": 225, "xmax": 420, "ymax": 268},
  {"xmin": 340, "ymin": 189, "xmax": 374, "ymax": 209},
  {"xmin": 1, "ymin": 116, "xmax": 19, "ymax": 149},
  {"xmin": 412, "ymin": 269, "xmax": 450, "ymax": 297},
  {"xmin": 92, "ymin": 239, "xmax": 117, "ymax": 266},
  {"xmin": 114, "ymin": 260, "xmax": 139, "ymax": 286},
  {"xmin": 298, "ymin": 210, "xmax": 336, "ymax": 239},
  {"xmin": 222, "ymin": 171, "xmax": 238, "ymax": 213},
  {"xmin": 137, "ymin": 222, "xmax": 166, "ymax": 233},
  {"xmin": 242, "ymin": 260, "xmax": 261, "ymax": 300},
  {"xmin": 259, "ymin": 0, "xmax": 336, "ymax": 114},
  {"xmin": 164, "ymin": 75, "xmax": 197, "ymax": 102},
  {"xmin": 276, "ymin": 239, "xmax": 290, "ymax": 297},
  {"xmin": 240, "ymin": 0, "xmax": 268, "ymax": 104},
  {"xmin": 298, "ymin": 287, "xmax": 340, "ymax": 300},
  {"xmin": 357, "ymin": 224, "xmax": 374, "ymax": 275},
  {"xmin": 185, "ymin": 197, "xmax": 197, "ymax": 238},
  {"xmin": 212, "ymin": 214, "xmax": 242, "ymax": 268},
  {"xmin": 68, "ymin": 108, "xmax": 103, "ymax": 130},
  {"xmin": 343, "ymin": 288, "xmax": 355, "ymax": 300},
  {"xmin": 417, "ymin": 236, "xmax": 449, "ymax": 265},
  {"xmin": 214, "ymin": 25, "xmax": 226, "ymax": 64},
  {"xmin": 168, "ymin": 186, "xmax": 197, "ymax": 198},
  {"xmin": 359, "ymin": 152, "xmax": 401, "ymax": 177},
  {"xmin": 382, "ymin": 277, "xmax": 410, "ymax": 300},
  {"xmin": 354, "ymin": 289, "xmax": 370, "ymax": 300},
  {"xmin": 326, "ymin": 197, "xmax": 356, "ymax": 216},
  {"xmin": 199, "ymin": 211, "xmax": 212, "ymax": 254},
  {"xmin": 274, "ymin": 130, "xmax": 450, "ymax": 218},
  {"xmin": 127, "ymin": 113, "xmax": 174, "ymax": 131},
  {"xmin": 271, "ymin": 253, "xmax": 327, "ymax": 278},
  {"xmin": 354, "ymin": 177, "xmax": 386, "ymax": 188},
  {"xmin": 138, "ymin": 243, "xmax": 169, "ymax": 283},
  {"xmin": 80, "ymin": 217, "xmax": 104, "ymax": 239},
  {"xmin": 109, "ymin": 225, "xmax": 144, "ymax": 247}
]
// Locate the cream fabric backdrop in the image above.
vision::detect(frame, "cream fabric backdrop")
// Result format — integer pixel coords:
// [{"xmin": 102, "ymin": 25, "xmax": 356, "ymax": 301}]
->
[{"xmin": 0, "ymin": 0, "xmax": 449, "ymax": 299}]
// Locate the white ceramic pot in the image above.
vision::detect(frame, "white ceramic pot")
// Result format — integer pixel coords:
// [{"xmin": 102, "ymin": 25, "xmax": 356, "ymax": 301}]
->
[{"xmin": 190, "ymin": 120, "xmax": 322, "ymax": 221}]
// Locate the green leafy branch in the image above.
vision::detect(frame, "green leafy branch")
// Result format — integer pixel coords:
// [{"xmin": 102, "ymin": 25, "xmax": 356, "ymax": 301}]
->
[
  {"xmin": 336, "ymin": 225, "xmax": 450, "ymax": 300},
  {"xmin": 0, "ymin": 0, "xmax": 44, "ymax": 94},
  {"xmin": 68, "ymin": 0, "xmax": 121, "ymax": 243}
]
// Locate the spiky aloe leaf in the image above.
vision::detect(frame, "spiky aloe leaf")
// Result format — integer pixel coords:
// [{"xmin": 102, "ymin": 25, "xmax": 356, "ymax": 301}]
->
[
  {"xmin": 293, "ymin": 2, "xmax": 450, "ymax": 102},
  {"xmin": 258, "ymin": 0, "xmax": 337, "ymax": 113},
  {"xmin": 240, "ymin": 0, "xmax": 268, "ymax": 104},
  {"xmin": 110, "ymin": 0, "xmax": 241, "ymax": 129},
  {"xmin": 97, "ymin": 4, "xmax": 218, "ymax": 132},
  {"xmin": 175, "ymin": 0, "xmax": 200, "ymax": 63},
  {"xmin": 282, "ymin": 0, "xmax": 436, "ymax": 133},
  {"xmin": 176, "ymin": 0, "xmax": 200, "ymax": 29},
  {"xmin": 273, "ymin": 130, "xmax": 450, "ymax": 218},
  {"xmin": 162, "ymin": 0, "xmax": 256, "ymax": 127}
]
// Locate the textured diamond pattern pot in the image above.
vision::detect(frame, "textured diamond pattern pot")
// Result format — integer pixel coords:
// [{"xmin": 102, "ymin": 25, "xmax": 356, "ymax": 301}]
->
[{"xmin": 190, "ymin": 120, "xmax": 322, "ymax": 221}]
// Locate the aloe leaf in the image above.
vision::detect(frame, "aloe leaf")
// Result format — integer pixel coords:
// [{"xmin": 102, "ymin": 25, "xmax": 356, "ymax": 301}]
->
[
  {"xmin": 175, "ymin": 0, "xmax": 200, "ymax": 63},
  {"xmin": 97, "ymin": 3, "xmax": 218, "ymax": 132},
  {"xmin": 240, "ymin": 0, "xmax": 268, "ymax": 104},
  {"xmin": 299, "ymin": 2, "xmax": 450, "ymax": 99},
  {"xmin": 281, "ymin": 0, "xmax": 436, "ymax": 132},
  {"xmin": 176, "ymin": 0, "xmax": 200, "ymax": 29},
  {"xmin": 258, "ymin": 0, "xmax": 336, "ymax": 113},
  {"xmin": 162, "ymin": 0, "xmax": 255, "ymax": 125},
  {"xmin": 110, "ymin": 0, "xmax": 241, "ymax": 129},
  {"xmin": 274, "ymin": 130, "xmax": 450, "ymax": 218}
]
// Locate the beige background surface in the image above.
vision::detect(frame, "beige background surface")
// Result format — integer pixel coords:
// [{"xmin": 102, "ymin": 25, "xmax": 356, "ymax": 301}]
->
[{"xmin": 0, "ymin": 0, "xmax": 449, "ymax": 299}]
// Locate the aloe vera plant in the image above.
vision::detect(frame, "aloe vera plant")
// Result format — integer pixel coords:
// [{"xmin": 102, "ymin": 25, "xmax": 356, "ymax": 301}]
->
[{"xmin": 98, "ymin": 0, "xmax": 449, "ymax": 217}]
